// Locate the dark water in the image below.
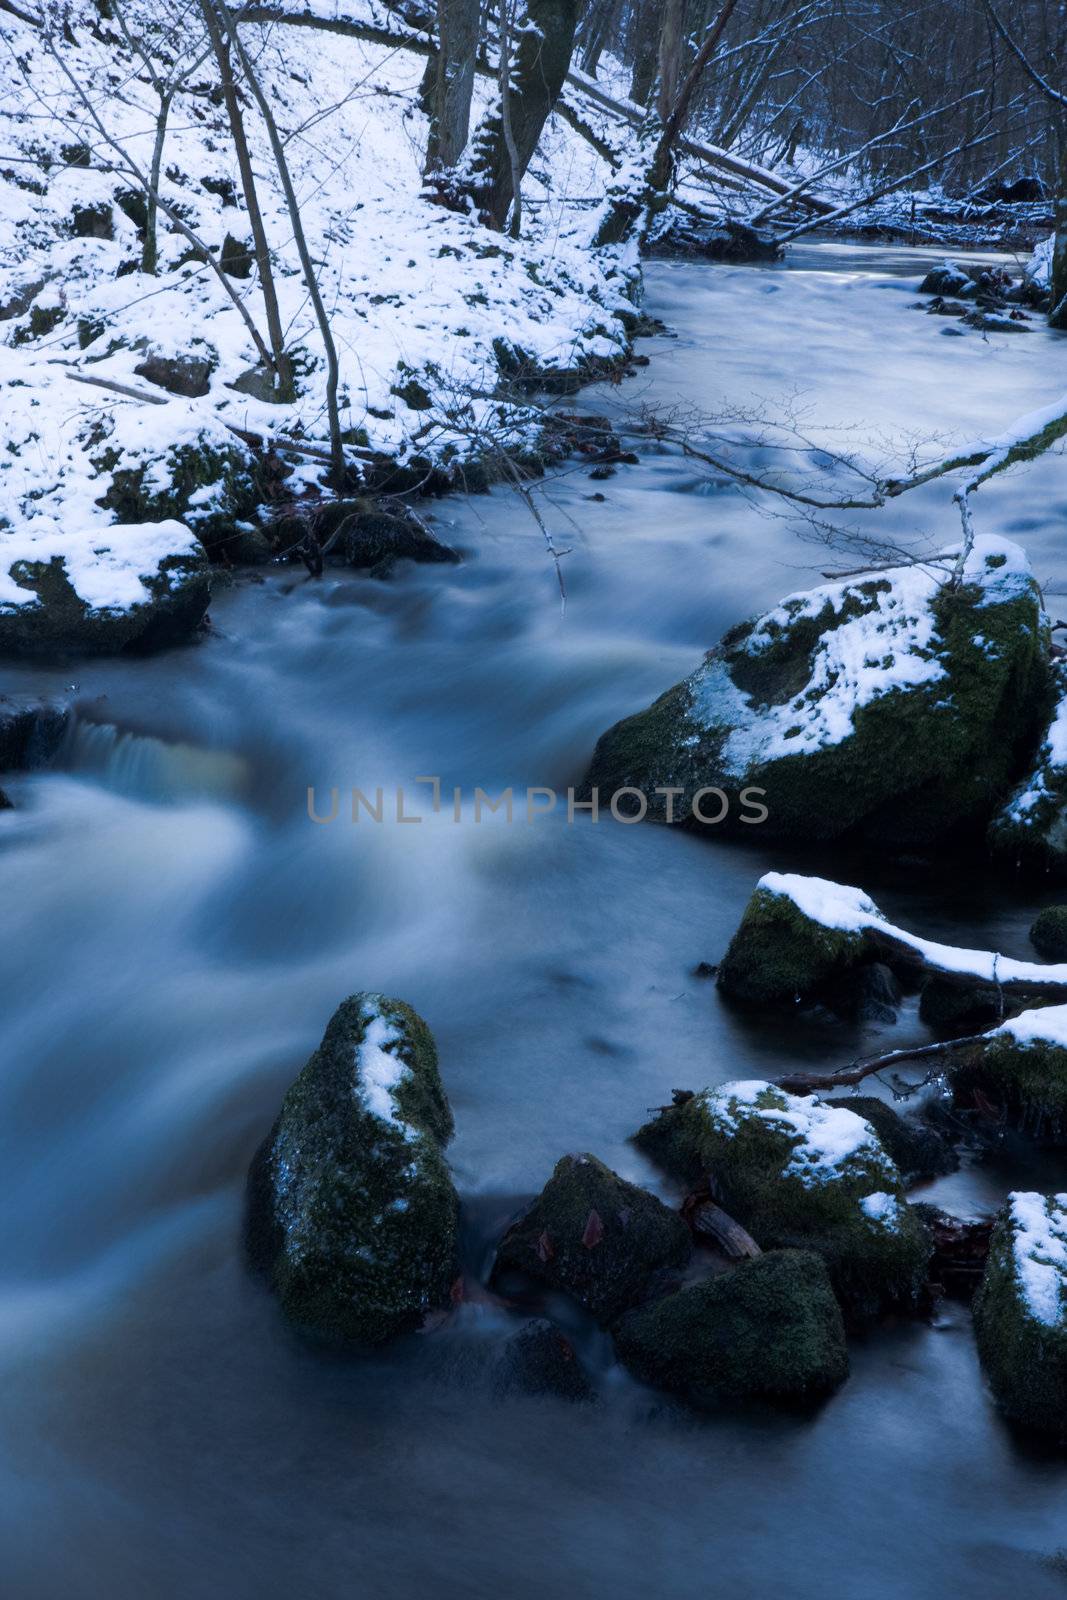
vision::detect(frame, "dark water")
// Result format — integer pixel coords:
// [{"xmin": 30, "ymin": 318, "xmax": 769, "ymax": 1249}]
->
[{"xmin": 2, "ymin": 244, "xmax": 1067, "ymax": 1599}]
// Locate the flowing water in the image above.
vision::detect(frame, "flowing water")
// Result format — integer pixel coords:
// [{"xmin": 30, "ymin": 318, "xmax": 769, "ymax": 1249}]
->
[{"xmin": 2, "ymin": 243, "xmax": 1067, "ymax": 1599}]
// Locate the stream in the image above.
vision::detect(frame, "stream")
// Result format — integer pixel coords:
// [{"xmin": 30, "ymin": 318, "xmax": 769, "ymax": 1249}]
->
[{"xmin": 2, "ymin": 242, "xmax": 1067, "ymax": 1599}]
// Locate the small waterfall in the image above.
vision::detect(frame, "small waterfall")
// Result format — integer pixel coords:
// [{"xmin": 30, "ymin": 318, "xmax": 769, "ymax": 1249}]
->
[{"xmin": 61, "ymin": 718, "xmax": 249, "ymax": 803}]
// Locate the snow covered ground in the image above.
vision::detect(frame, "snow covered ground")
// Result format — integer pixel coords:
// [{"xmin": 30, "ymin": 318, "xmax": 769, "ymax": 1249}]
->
[{"xmin": 0, "ymin": 1, "xmax": 629, "ymax": 604}]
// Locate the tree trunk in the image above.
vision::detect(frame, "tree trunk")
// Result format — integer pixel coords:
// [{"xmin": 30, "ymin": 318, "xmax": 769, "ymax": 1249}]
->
[
  {"xmin": 467, "ymin": 0, "xmax": 580, "ymax": 230},
  {"xmin": 628, "ymin": 0, "xmax": 661, "ymax": 106},
  {"xmin": 656, "ymin": 0, "xmax": 685, "ymax": 124},
  {"xmin": 1051, "ymin": 123, "xmax": 1067, "ymax": 331},
  {"xmin": 424, "ymin": 0, "xmax": 480, "ymax": 173},
  {"xmin": 579, "ymin": 0, "xmax": 619, "ymax": 76}
]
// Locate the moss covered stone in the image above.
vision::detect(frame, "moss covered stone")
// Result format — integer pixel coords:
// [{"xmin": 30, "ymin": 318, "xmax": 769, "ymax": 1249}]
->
[
  {"xmin": 634, "ymin": 1081, "xmax": 932, "ymax": 1319},
  {"xmin": 717, "ymin": 884, "xmax": 865, "ymax": 1007},
  {"xmin": 493, "ymin": 1153, "xmax": 691, "ymax": 1323},
  {"xmin": 613, "ymin": 1250, "xmax": 849, "ymax": 1407},
  {"xmin": 1032, "ymin": 908, "xmax": 1067, "ymax": 961},
  {"xmin": 247, "ymin": 993, "xmax": 459, "ymax": 1348},
  {"xmin": 973, "ymin": 1192, "xmax": 1067, "ymax": 1437},
  {"xmin": 583, "ymin": 536, "xmax": 1047, "ymax": 845},
  {"xmin": 0, "ymin": 531, "xmax": 210, "ymax": 658},
  {"xmin": 492, "ymin": 1319, "xmax": 594, "ymax": 1402},
  {"xmin": 953, "ymin": 1012, "xmax": 1067, "ymax": 1139}
]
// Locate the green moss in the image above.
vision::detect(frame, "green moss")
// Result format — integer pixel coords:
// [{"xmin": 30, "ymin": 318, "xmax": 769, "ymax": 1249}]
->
[
  {"xmin": 633, "ymin": 1084, "xmax": 931, "ymax": 1320},
  {"xmin": 973, "ymin": 1200, "xmax": 1067, "ymax": 1437},
  {"xmin": 493, "ymin": 1153, "xmax": 691, "ymax": 1323},
  {"xmin": 716, "ymin": 885, "xmax": 864, "ymax": 1007},
  {"xmin": 1032, "ymin": 907, "xmax": 1067, "ymax": 961},
  {"xmin": 613, "ymin": 1250, "xmax": 849, "ymax": 1407},
  {"xmin": 248, "ymin": 993, "xmax": 459, "ymax": 1349}
]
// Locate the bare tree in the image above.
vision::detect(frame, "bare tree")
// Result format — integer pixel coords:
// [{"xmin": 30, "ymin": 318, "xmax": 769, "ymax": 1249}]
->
[
  {"xmin": 464, "ymin": 0, "xmax": 581, "ymax": 230},
  {"xmin": 198, "ymin": 0, "xmax": 294, "ymax": 396},
  {"xmin": 209, "ymin": 0, "xmax": 347, "ymax": 482}
]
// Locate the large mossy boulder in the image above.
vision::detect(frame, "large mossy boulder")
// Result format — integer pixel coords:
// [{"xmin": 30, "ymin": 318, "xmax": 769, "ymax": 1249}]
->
[
  {"xmin": 583, "ymin": 535, "xmax": 1047, "ymax": 845},
  {"xmin": 493, "ymin": 1153, "xmax": 691, "ymax": 1323},
  {"xmin": 634, "ymin": 1081, "xmax": 931, "ymax": 1319},
  {"xmin": 973, "ymin": 1191, "xmax": 1067, "ymax": 1437},
  {"xmin": 951, "ymin": 1006, "xmax": 1067, "ymax": 1140},
  {"xmin": 613, "ymin": 1249, "xmax": 848, "ymax": 1407},
  {"xmin": 0, "ymin": 519, "xmax": 210, "ymax": 657},
  {"xmin": 247, "ymin": 993, "xmax": 460, "ymax": 1348},
  {"xmin": 988, "ymin": 664, "xmax": 1067, "ymax": 877}
]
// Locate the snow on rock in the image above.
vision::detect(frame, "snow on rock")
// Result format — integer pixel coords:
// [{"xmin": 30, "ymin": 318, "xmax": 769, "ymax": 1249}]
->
[
  {"xmin": 0, "ymin": 518, "xmax": 202, "ymax": 613},
  {"xmin": 1006, "ymin": 1190, "xmax": 1067, "ymax": 1328},
  {"xmin": 634, "ymin": 1079, "xmax": 932, "ymax": 1317},
  {"xmin": 697, "ymin": 1080, "xmax": 899, "ymax": 1200},
  {"xmin": 354, "ymin": 1003, "xmax": 414, "ymax": 1135},
  {"xmin": 0, "ymin": 1, "xmax": 632, "ymax": 570},
  {"xmin": 973, "ymin": 1189, "xmax": 1067, "ymax": 1435},
  {"xmin": 251, "ymin": 991, "xmax": 460, "ymax": 1347},
  {"xmin": 992, "ymin": 1004, "xmax": 1067, "ymax": 1052},
  {"xmin": 701, "ymin": 534, "xmax": 1033, "ymax": 772},
  {"xmin": 585, "ymin": 533, "xmax": 1048, "ymax": 844},
  {"xmin": 758, "ymin": 871, "xmax": 1067, "ymax": 988}
]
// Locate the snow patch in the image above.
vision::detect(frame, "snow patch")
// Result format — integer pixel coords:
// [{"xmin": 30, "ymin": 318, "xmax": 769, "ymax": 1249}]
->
[
  {"xmin": 355, "ymin": 1003, "xmax": 413, "ymax": 1133},
  {"xmin": 1008, "ymin": 1191, "xmax": 1067, "ymax": 1328},
  {"xmin": 0, "ymin": 517, "xmax": 200, "ymax": 613}
]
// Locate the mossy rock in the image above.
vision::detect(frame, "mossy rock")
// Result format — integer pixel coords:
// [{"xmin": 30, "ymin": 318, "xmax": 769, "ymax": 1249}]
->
[
  {"xmin": 493, "ymin": 1153, "xmax": 691, "ymax": 1323},
  {"xmin": 583, "ymin": 536, "xmax": 1048, "ymax": 845},
  {"xmin": 613, "ymin": 1249, "xmax": 848, "ymax": 1407},
  {"xmin": 717, "ymin": 884, "xmax": 865, "ymax": 1007},
  {"xmin": 1032, "ymin": 908, "xmax": 1067, "ymax": 961},
  {"xmin": 492, "ymin": 1319, "xmax": 594, "ymax": 1402},
  {"xmin": 246, "ymin": 993, "xmax": 459, "ymax": 1348},
  {"xmin": 952, "ymin": 1024, "xmax": 1067, "ymax": 1140},
  {"xmin": 918, "ymin": 976, "xmax": 1002, "ymax": 1033},
  {"xmin": 823, "ymin": 1096, "xmax": 957, "ymax": 1186},
  {"xmin": 973, "ymin": 1192, "xmax": 1067, "ymax": 1437},
  {"xmin": 0, "ymin": 527, "xmax": 210, "ymax": 659},
  {"xmin": 634, "ymin": 1082, "xmax": 931, "ymax": 1319}
]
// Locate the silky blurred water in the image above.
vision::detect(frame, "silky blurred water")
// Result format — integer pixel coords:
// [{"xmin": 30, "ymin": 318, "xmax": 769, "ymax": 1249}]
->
[{"xmin": 1, "ymin": 244, "xmax": 1066, "ymax": 1599}]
